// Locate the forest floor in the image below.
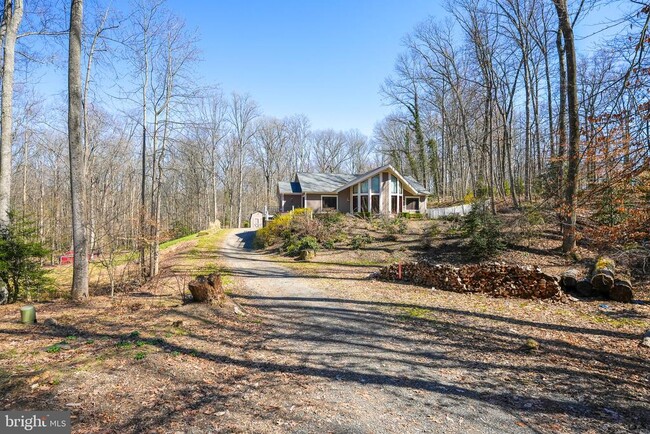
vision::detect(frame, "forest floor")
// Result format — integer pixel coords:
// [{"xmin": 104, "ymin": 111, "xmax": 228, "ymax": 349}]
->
[{"xmin": 0, "ymin": 226, "xmax": 649, "ymax": 433}]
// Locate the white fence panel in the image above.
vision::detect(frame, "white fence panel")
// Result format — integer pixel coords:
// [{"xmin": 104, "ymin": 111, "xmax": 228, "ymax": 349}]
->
[{"xmin": 426, "ymin": 203, "xmax": 472, "ymax": 219}]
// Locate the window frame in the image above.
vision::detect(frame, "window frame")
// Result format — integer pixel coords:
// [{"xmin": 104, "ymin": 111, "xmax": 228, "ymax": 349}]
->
[{"xmin": 320, "ymin": 195, "xmax": 338, "ymax": 211}]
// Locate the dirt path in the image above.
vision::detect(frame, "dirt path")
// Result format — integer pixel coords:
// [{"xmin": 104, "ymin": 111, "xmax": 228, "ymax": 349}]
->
[{"xmin": 220, "ymin": 229, "xmax": 534, "ymax": 433}]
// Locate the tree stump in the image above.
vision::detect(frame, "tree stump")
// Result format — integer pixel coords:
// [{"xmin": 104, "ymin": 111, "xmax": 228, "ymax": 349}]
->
[
  {"xmin": 591, "ymin": 256, "xmax": 616, "ymax": 295},
  {"xmin": 560, "ymin": 269, "xmax": 579, "ymax": 291},
  {"xmin": 299, "ymin": 249, "xmax": 316, "ymax": 261},
  {"xmin": 609, "ymin": 278, "xmax": 633, "ymax": 303},
  {"xmin": 188, "ymin": 273, "xmax": 225, "ymax": 304}
]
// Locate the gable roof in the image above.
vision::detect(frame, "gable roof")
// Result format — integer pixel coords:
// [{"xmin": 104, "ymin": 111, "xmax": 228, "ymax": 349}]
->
[
  {"xmin": 278, "ymin": 181, "xmax": 302, "ymax": 194},
  {"xmin": 295, "ymin": 172, "xmax": 357, "ymax": 193},
  {"xmin": 278, "ymin": 165, "xmax": 431, "ymax": 196},
  {"xmin": 334, "ymin": 164, "xmax": 430, "ymax": 196},
  {"xmin": 403, "ymin": 175, "xmax": 429, "ymax": 195}
]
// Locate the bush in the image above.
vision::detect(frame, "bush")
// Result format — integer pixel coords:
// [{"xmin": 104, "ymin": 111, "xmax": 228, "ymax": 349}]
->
[
  {"xmin": 317, "ymin": 212, "xmax": 343, "ymax": 226},
  {"xmin": 170, "ymin": 220, "xmax": 193, "ymax": 239},
  {"xmin": 0, "ymin": 213, "xmax": 52, "ymax": 303},
  {"xmin": 322, "ymin": 239, "xmax": 336, "ymax": 249},
  {"xmin": 460, "ymin": 200, "xmax": 504, "ymax": 260},
  {"xmin": 422, "ymin": 223, "xmax": 441, "ymax": 249},
  {"xmin": 349, "ymin": 234, "xmax": 372, "ymax": 250},
  {"xmin": 254, "ymin": 208, "xmax": 327, "ymax": 254},
  {"xmin": 284, "ymin": 236, "xmax": 320, "ymax": 257},
  {"xmin": 400, "ymin": 212, "xmax": 423, "ymax": 220},
  {"xmin": 378, "ymin": 216, "xmax": 407, "ymax": 238}
]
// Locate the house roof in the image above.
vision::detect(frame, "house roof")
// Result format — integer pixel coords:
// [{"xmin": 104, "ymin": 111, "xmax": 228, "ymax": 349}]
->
[
  {"xmin": 278, "ymin": 181, "xmax": 302, "ymax": 194},
  {"xmin": 403, "ymin": 175, "xmax": 429, "ymax": 195},
  {"xmin": 295, "ymin": 172, "xmax": 357, "ymax": 193},
  {"xmin": 278, "ymin": 165, "xmax": 431, "ymax": 196},
  {"xmin": 334, "ymin": 164, "xmax": 431, "ymax": 196}
]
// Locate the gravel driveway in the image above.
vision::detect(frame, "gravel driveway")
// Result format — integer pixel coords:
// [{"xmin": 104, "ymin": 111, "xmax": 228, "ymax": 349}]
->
[{"xmin": 220, "ymin": 229, "xmax": 535, "ymax": 434}]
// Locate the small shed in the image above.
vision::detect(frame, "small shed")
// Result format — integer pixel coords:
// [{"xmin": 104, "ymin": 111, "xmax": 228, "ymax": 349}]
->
[{"xmin": 249, "ymin": 212, "xmax": 264, "ymax": 229}]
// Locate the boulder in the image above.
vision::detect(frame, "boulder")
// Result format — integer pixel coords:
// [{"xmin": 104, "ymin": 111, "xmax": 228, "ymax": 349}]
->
[{"xmin": 0, "ymin": 279, "xmax": 8, "ymax": 305}]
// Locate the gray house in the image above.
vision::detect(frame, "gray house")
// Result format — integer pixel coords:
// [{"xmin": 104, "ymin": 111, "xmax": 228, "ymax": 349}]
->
[{"xmin": 277, "ymin": 165, "xmax": 429, "ymax": 214}]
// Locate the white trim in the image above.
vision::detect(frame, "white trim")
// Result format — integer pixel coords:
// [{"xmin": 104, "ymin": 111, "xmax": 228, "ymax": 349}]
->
[{"xmin": 320, "ymin": 195, "xmax": 338, "ymax": 211}]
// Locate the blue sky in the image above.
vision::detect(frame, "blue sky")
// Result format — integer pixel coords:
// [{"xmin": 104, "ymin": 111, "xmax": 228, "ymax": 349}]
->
[{"xmin": 170, "ymin": 0, "xmax": 446, "ymax": 136}]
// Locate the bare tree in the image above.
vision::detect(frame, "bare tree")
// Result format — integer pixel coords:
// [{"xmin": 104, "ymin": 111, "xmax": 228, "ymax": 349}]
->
[
  {"xmin": 0, "ymin": 0, "xmax": 23, "ymax": 224},
  {"xmin": 68, "ymin": 0, "xmax": 88, "ymax": 300},
  {"xmin": 228, "ymin": 93, "xmax": 259, "ymax": 228},
  {"xmin": 553, "ymin": 0, "xmax": 580, "ymax": 253}
]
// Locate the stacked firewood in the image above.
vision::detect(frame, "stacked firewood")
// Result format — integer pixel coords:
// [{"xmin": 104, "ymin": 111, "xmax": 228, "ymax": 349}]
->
[
  {"xmin": 561, "ymin": 256, "xmax": 634, "ymax": 302},
  {"xmin": 377, "ymin": 261, "xmax": 563, "ymax": 300}
]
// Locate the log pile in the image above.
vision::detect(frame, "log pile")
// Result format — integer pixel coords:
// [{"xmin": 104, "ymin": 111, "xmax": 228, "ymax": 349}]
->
[
  {"xmin": 188, "ymin": 272, "xmax": 225, "ymax": 304},
  {"xmin": 376, "ymin": 261, "xmax": 562, "ymax": 300},
  {"xmin": 559, "ymin": 256, "xmax": 634, "ymax": 303}
]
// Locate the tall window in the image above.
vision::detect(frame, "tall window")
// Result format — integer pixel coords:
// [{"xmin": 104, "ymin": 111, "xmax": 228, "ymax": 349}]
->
[
  {"xmin": 389, "ymin": 175, "xmax": 402, "ymax": 214},
  {"xmin": 370, "ymin": 175, "xmax": 380, "ymax": 213},
  {"xmin": 352, "ymin": 175, "xmax": 381, "ymax": 214}
]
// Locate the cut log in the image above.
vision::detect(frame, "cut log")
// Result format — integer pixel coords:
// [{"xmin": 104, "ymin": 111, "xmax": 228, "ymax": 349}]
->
[
  {"xmin": 609, "ymin": 278, "xmax": 633, "ymax": 303},
  {"xmin": 591, "ymin": 256, "xmax": 616, "ymax": 295},
  {"xmin": 188, "ymin": 273, "xmax": 224, "ymax": 304},
  {"xmin": 575, "ymin": 279, "xmax": 595, "ymax": 297},
  {"xmin": 560, "ymin": 269, "xmax": 579, "ymax": 291}
]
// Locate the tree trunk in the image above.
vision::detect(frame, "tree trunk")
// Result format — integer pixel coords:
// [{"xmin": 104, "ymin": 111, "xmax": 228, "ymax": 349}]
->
[
  {"xmin": 68, "ymin": 0, "xmax": 88, "ymax": 301},
  {"xmin": 0, "ymin": 0, "xmax": 23, "ymax": 225},
  {"xmin": 553, "ymin": 0, "xmax": 580, "ymax": 253}
]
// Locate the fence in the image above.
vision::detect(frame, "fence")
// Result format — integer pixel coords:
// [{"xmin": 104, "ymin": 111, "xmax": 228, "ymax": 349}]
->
[{"xmin": 426, "ymin": 203, "xmax": 473, "ymax": 219}]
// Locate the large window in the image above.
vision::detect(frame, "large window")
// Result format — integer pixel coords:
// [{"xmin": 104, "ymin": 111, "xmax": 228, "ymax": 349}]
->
[
  {"xmin": 352, "ymin": 174, "xmax": 383, "ymax": 214},
  {"xmin": 321, "ymin": 195, "xmax": 338, "ymax": 211},
  {"xmin": 389, "ymin": 175, "xmax": 403, "ymax": 214},
  {"xmin": 405, "ymin": 196, "xmax": 419, "ymax": 212}
]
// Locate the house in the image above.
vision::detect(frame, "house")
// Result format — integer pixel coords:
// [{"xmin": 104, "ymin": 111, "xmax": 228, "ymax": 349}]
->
[{"xmin": 277, "ymin": 164, "xmax": 429, "ymax": 214}]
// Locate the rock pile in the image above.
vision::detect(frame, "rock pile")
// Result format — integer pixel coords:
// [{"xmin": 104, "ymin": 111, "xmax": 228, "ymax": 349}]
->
[{"xmin": 376, "ymin": 261, "xmax": 563, "ymax": 300}]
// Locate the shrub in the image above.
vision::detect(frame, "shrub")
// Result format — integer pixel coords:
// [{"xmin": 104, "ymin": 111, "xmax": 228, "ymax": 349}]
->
[
  {"xmin": 378, "ymin": 216, "xmax": 407, "ymax": 237},
  {"xmin": 284, "ymin": 236, "xmax": 320, "ymax": 256},
  {"xmin": 400, "ymin": 212, "xmax": 424, "ymax": 220},
  {"xmin": 422, "ymin": 223, "xmax": 441, "ymax": 249},
  {"xmin": 349, "ymin": 234, "xmax": 372, "ymax": 250},
  {"xmin": 0, "ymin": 213, "xmax": 52, "ymax": 303},
  {"xmin": 317, "ymin": 212, "xmax": 343, "ymax": 226},
  {"xmin": 170, "ymin": 220, "xmax": 193, "ymax": 239},
  {"xmin": 460, "ymin": 199, "xmax": 504, "ymax": 260}
]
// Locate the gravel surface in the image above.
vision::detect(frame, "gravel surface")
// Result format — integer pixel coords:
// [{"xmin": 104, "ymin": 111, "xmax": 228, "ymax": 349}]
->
[{"xmin": 221, "ymin": 229, "xmax": 535, "ymax": 434}]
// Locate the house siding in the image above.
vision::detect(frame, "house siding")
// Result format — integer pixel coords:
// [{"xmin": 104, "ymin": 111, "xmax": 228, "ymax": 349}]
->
[
  {"xmin": 381, "ymin": 172, "xmax": 390, "ymax": 215},
  {"xmin": 281, "ymin": 194, "xmax": 302, "ymax": 212},
  {"xmin": 339, "ymin": 187, "xmax": 351, "ymax": 213},
  {"xmin": 305, "ymin": 194, "xmax": 322, "ymax": 212}
]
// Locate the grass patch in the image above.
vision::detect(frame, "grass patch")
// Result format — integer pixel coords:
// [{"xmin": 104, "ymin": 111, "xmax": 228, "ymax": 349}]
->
[
  {"xmin": 399, "ymin": 307, "xmax": 431, "ymax": 321},
  {"xmin": 134, "ymin": 352, "xmax": 147, "ymax": 361},
  {"xmin": 160, "ymin": 233, "xmax": 199, "ymax": 250},
  {"xmin": 585, "ymin": 314, "xmax": 648, "ymax": 329},
  {"xmin": 45, "ymin": 344, "xmax": 62, "ymax": 353}
]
